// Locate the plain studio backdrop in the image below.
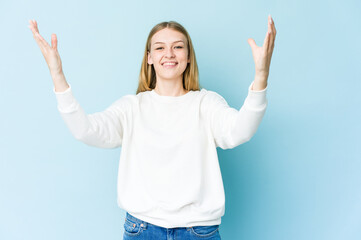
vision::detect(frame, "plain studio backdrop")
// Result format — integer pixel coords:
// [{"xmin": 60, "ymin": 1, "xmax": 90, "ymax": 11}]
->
[{"xmin": 1, "ymin": 0, "xmax": 360, "ymax": 239}]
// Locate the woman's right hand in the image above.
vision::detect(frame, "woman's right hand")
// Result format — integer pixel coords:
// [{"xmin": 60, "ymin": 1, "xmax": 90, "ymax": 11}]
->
[{"xmin": 28, "ymin": 20, "xmax": 63, "ymax": 75}]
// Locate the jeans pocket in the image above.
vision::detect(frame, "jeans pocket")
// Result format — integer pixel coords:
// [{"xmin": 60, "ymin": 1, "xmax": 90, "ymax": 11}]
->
[
  {"xmin": 190, "ymin": 225, "xmax": 219, "ymax": 238},
  {"xmin": 123, "ymin": 218, "xmax": 144, "ymax": 237}
]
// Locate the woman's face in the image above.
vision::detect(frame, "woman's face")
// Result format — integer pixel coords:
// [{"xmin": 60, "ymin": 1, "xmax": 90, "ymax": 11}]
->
[{"xmin": 147, "ymin": 28, "xmax": 190, "ymax": 84}]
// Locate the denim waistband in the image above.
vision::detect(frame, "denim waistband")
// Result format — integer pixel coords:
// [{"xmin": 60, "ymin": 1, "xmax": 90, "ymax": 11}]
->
[
  {"xmin": 126, "ymin": 211, "xmax": 222, "ymax": 231},
  {"xmin": 125, "ymin": 212, "xmax": 199, "ymax": 230},
  {"xmin": 125, "ymin": 212, "xmax": 149, "ymax": 229}
]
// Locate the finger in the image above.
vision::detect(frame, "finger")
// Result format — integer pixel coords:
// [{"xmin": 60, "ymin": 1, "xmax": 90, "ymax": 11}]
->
[
  {"xmin": 271, "ymin": 17, "xmax": 277, "ymax": 35},
  {"xmin": 269, "ymin": 37, "xmax": 274, "ymax": 54},
  {"xmin": 268, "ymin": 35, "xmax": 275, "ymax": 55},
  {"xmin": 263, "ymin": 29, "xmax": 270, "ymax": 53},
  {"xmin": 29, "ymin": 20, "xmax": 36, "ymax": 30},
  {"xmin": 267, "ymin": 16, "xmax": 273, "ymax": 50},
  {"xmin": 28, "ymin": 20, "xmax": 40, "ymax": 37},
  {"xmin": 268, "ymin": 16, "xmax": 276, "ymax": 52},
  {"xmin": 31, "ymin": 19, "xmax": 39, "ymax": 33},
  {"xmin": 33, "ymin": 32, "xmax": 48, "ymax": 54},
  {"xmin": 51, "ymin": 34, "xmax": 58, "ymax": 50},
  {"xmin": 269, "ymin": 16, "xmax": 276, "ymax": 40},
  {"xmin": 28, "ymin": 20, "xmax": 47, "ymax": 53},
  {"xmin": 248, "ymin": 38, "xmax": 257, "ymax": 50},
  {"xmin": 28, "ymin": 20, "xmax": 36, "ymax": 34},
  {"xmin": 34, "ymin": 31, "xmax": 51, "ymax": 51},
  {"xmin": 29, "ymin": 20, "xmax": 53, "ymax": 54},
  {"xmin": 268, "ymin": 15, "xmax": 272, "ymax": 33},
  {"xmin": 35, "ymin": 23, "xmax": 40, "ymax": 33},
  {"xmin": 262, "ymin": 15, "xmax": 271, "ymax": 51},
  {"xmin": 269, "ymin": 17, "xmax": 276, "ymax": 53}
]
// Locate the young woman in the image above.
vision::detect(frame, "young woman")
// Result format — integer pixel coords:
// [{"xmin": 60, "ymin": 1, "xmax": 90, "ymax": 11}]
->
[{"xmin": 29, "ymin": 16, "xmax": 276, "ymax": 239}]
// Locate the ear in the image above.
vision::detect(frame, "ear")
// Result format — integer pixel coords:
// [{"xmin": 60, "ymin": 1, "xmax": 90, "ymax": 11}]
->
[{"xmin": 147, "ymin": 51, "xmax": 153, "ymax": 65}]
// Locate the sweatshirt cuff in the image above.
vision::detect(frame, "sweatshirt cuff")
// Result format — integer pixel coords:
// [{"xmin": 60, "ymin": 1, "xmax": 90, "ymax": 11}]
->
[
  {"xmin": 53, "ymin": 84, "xmax": 80, "ymax": 113},
  {"xmin": 245, "ymin": 81, "xmax": 268, "ymax": 109}
]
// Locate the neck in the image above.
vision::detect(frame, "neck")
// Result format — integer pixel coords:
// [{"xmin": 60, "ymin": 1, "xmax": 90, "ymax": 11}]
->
[{"xmin": 154, "ymin": 76, "xmax": 188, "ymax": 96}]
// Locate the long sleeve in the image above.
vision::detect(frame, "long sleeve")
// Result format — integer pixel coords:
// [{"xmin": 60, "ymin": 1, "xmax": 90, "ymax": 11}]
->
[
  {"xmin": 53, "ymin": 84, "xmax": 126, "ymax": 149},
  {"xmin": 208, "ymin": 81, "xmax": 268, "ymax": 149}
]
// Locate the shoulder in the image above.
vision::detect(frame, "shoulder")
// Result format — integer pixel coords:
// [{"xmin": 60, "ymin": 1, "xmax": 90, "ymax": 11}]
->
[
  {"xmin": 106, "ymin": 93, "xmax": 138, "ymax": 113},
  {"xmin": 198, "ymin": 89, "xmax": 229, "ymax": 117},
  {"xmin": 199, "ymin": 88, "xmax": 227, "ymax": 105}
]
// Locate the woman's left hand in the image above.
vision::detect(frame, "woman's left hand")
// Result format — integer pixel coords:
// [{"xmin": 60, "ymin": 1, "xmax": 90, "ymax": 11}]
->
[{"xmin": 248, "ymin": 15, "xmax": 277, "ymax": 77}]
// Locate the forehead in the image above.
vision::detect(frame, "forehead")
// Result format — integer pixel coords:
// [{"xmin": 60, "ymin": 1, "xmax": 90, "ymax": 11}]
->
[{"xmin": 151, "ymin": 28, "xmax": 187, "ymax": 44}]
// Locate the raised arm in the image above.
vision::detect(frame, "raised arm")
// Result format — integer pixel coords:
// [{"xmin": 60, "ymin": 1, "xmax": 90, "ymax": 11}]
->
[
  {"xmin": 247, "ymin": 15, "xmax": 277, "ymax": 90},
  {"xmin": 29, "ymin": 19, "xmax": 125, "ymax": 149},
  {"xmin": 53, "ymin": 85, "xmax": 126, "ymax": 149},
  {"xmin": 28, "ymin": 19, "xmax": 69, "ymax": 92},
  {"xmin": 208, "ymin": 82, "xmax": 267, "ymax": 150}
]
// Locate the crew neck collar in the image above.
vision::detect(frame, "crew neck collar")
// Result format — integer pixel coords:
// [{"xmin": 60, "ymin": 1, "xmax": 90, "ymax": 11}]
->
[{"xmin": 150, "ymin": 89, "xmax": 194, "ymax": 102}]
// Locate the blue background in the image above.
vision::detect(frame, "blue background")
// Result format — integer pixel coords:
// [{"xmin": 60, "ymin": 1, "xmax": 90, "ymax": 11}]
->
[{"xmin": 1, "ymin": 0, "xmax": 360, "ymax": 239}]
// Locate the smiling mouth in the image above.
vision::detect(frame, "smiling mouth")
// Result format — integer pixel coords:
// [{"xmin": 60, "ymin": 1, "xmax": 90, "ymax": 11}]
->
[{"xmin": 162, "ymin": 62, "xmax": 178, "ymax": 68}]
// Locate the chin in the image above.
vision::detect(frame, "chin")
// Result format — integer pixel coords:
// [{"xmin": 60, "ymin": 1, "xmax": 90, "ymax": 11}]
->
[{"xmin": 161, "ymin": 75, "xmax": 182, "ymax": 80}]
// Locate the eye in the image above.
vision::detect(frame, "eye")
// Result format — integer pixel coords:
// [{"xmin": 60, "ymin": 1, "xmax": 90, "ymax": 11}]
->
[{"xmin": 155, "ymin": 46, "xmax": 183, "ymax": 50}]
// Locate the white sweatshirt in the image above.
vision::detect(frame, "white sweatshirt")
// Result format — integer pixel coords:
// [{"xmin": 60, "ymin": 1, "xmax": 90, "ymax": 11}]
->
[{"xmin": 53, "ymin": 81, "xmax": 268, "ymax": 228}]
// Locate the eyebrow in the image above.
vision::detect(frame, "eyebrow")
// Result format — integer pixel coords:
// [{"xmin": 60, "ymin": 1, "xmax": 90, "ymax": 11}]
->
[{"xmin": 153, "ymin": 40, "xmax": 185, "ymax": 45}]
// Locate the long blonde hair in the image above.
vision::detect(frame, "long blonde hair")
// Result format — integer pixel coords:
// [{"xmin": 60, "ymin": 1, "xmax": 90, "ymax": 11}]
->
[{"xmin": 136, "ymin": 21, "xmax": 201, "ymax": 94}]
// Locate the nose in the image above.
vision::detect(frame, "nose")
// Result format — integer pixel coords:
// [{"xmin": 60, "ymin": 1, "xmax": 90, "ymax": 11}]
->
[{"xmin": 165, "ymin": 46, "xmax": 175, "ymax": 58}]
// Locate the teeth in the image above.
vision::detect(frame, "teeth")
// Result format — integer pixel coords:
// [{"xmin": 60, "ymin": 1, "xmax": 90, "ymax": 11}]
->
[{"xmin": 163, "ymin": 62, "xmax": 177, "ymax": 66}]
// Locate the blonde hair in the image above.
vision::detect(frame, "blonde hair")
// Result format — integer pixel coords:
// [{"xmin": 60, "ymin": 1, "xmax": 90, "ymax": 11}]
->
[{"xmin": 136, "ymin": 21, "xmax": 201, "ymax": 94}]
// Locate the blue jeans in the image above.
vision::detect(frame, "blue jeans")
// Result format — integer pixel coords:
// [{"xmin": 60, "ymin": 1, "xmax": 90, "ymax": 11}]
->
[{"xmin": 123, "ymin": 212, "xmax": 221, "ymax": 240}]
